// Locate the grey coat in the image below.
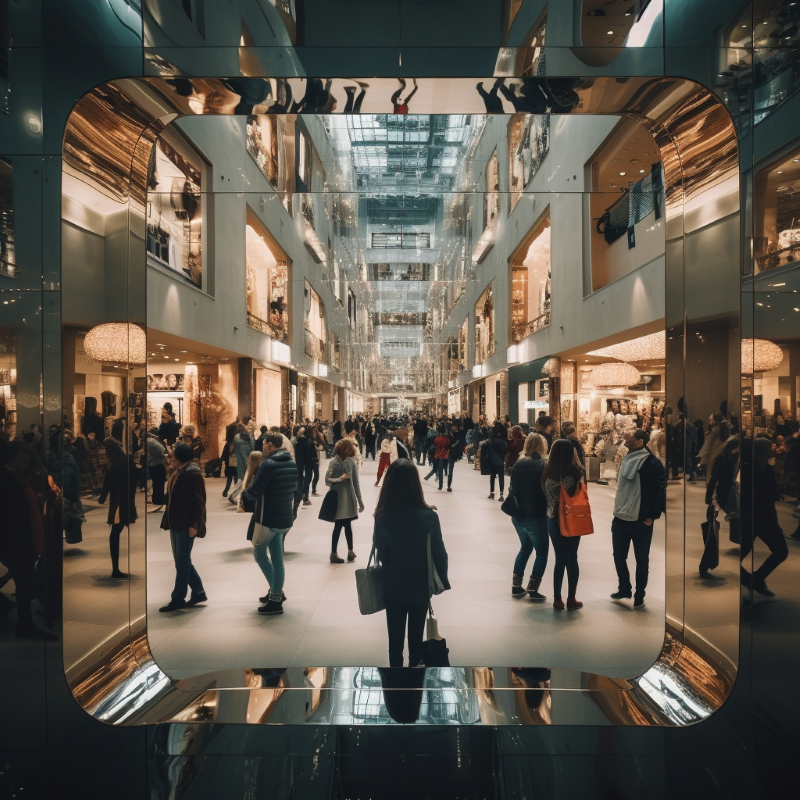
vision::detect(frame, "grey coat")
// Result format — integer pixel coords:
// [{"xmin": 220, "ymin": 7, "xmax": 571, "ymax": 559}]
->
[{"xmin": 325, "ymin": 455, "xmax": 364, "ymax": 520}]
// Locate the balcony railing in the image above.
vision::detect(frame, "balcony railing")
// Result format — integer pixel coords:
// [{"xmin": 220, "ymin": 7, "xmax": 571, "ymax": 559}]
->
[
  {"xmin": 304, "ymin": 329, "xmax": 328, "ymax": 364},
  {"xmin": 512, "ymin": 309, "xmax": 551, "ymax": 343}
]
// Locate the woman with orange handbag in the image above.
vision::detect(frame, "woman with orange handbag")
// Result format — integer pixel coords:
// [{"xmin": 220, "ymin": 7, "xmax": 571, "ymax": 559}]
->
[{"xmin": 541, "ymin": 440, "xmax": 593, "ymax": 610}]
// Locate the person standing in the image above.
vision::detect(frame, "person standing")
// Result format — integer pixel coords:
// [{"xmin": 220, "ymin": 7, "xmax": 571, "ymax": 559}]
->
[
  {"xmin": 560, "ymin": 421, "xmax": 585, "ymax": 466},
  {"xmin": 609, "ymin": 430, "xmax": 666, "ymax": 609},
  {"xmin": 158, "ymin": 443, "xmax": 207, "ymax": 612},
  {"xmin": 98, "ymin": 438, "xmax": 138, "ymax": 579},
  {"xmin": 243, "ymin": 433, "xmax": 298, "ymax": 615},
  {"xmin": 325, "ymin": 439, "xmax": 365, "ymax": 563},
  {"xmin": 542, "ymin": 439, "xmax": 586, "ymax": 610},
  {"xmin": 234, "ymin": 424, "xmax": 253, "ymax": 484},
  {"xmin": 425, "ymin": 425, "xmax": 451, "ymax": 491},
  {"xmin": 482, "ymin": 422, "xmax": 509, "ymax": 500},
  {"xmin": 535, "ymin": 415, "xmax": 554, "ymax": 449},
  {"xmin": 364, "ymin": 417, "xmax": 377, "ymax": 461},
  {"xmin": 221, "ymin": 437, "xmax": 238, "ymax": 497},
  {"xmin": 293, "ymin": 426, "xmax": 316, "ymax": 514},
  {"xmin": 508, "ymin": 433, "xmax": 549, "ymax": 601},
  {"xmin": 505, "ymin": 425, "xmax": 526, "ymax": 472},
  {"xmin": 159, "ymin": 409, "xmax": 180, "ymax": 448},
  {"xmin": 146, "ymin": 427, "xmax": 167, "ymax": 512},
  {"xmin": 373, "ymin": 459, "xmax": 450, "ymax": 668}
]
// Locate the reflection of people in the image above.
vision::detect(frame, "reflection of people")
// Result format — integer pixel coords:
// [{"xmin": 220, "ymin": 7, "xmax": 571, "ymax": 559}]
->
[
  {"xmin": 159, "ymin": 443, "xmax": 208, "ymax": 612},
  {"xmin": 476, "ymin": 78, "xmax": 505, "ymax": 113},
  {"xmin": 373, "ymin": 460, "xmax": 450, "ymax": 668},
  {"xmin": 269, "ymin": 297, "xmax": 285, "ymax": 331},
  {"xmin": 344, "ymin": 81, "xmax": 369, "ymax": 113},
  {"xmin": 610, "ymin": 430, "xmax": 665, "ymax": 609},
  {"xmin": 391, "ymin": 78, "xmax": 418, "ymax": 114},
  {"xmin": 98, "ymin": 438, "xmax": 139, "ymax": 579}
]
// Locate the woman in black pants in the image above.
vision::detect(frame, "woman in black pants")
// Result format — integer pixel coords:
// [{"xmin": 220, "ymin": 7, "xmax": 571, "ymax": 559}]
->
[
  {"xmin": 542, "ymin": 440, "xmax": 585, "ymax": 610},
  {"xmin": 373, "ymin": 460, "xmax": 450, "ymax": 668},
  {"xmin": 325, "ymin": 439, "xmax": 364, "ymax": 563},
  {"xmin": 481, "ymin": 422, "xmax": 509, "ymax": 500},
  {"xmin": 98, "ymin": 438, "xmax": 138, "ymax": 578}
]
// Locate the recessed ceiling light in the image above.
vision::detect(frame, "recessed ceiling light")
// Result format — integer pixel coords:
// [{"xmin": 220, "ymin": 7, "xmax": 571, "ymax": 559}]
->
[
  {"xmin": 770, "ymin": 282, "xmax": 786, "ymax": 286},
  {"xmin": 778, "ymin": 170, "xmax": 783, "ymax": 174},
  {"xmin": 164, "ymin": 355, "xmax": 169, "ymax": 359},
  {"xmin": 619, "ymin": 171, "xmax": 626, "ymax": 176},
  {"xmin": 794, "ymin": 158, "xmax": 800, "ymax": 163},
  {"xmin": 607, "ymin": 30, "xmax": 614, "ymax": 34},
  {"xmin": 639, "ymin": 169, "xmax": 645, "ymax": 173}
]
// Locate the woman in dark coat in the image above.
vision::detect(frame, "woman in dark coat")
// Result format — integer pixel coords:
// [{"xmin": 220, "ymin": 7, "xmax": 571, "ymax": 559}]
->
[
  {"xmin": 505, "ymin": 425, "xmax": 526, "ymax": 472},
  {"xmin": 373, "ymin": 460, "xmax": 450, "ymax": 668},
  {"xmin": 98, "ymin": 438, "xmax": 139, "ymax": 578},
  {"xmin": 481, "ymin": 422, "xmax": 509, "ymax": 500}
]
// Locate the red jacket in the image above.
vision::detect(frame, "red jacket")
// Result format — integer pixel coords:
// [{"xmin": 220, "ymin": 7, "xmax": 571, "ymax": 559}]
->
[
  {"xmin": 433, "ymin": 436, "xmax": 451, "ymax": 460},
  {"xmin": 506, "ymin": 437, "xmax": 525, "ymax": 469}
]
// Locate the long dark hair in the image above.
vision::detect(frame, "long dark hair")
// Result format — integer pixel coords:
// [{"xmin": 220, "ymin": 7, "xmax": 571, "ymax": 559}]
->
[
  {"xmin": 374, "ymin": 459, "xmax": 436, "ymax": 518},
  {"xmin": 541, "ymin": 439, "xmax": 583, "ymax": 487},
  {"xmin": 103, "ymin": 437, "xmax": 127, "ymax": 466}
]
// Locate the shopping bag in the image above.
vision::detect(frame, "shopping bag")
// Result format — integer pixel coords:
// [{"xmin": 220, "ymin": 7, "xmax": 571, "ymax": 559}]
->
[
  {"xmin": 422, "ymin": 604, "xmax": 450, "ymax": 667},
  {"xmin": 355, "ymin": 545, "xmax": 385, "ymax": 615}
]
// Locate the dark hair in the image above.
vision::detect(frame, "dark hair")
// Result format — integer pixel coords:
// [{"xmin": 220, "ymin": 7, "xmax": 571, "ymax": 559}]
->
[
  {"xmin": 264, "ymin": 433, "xmax": 283, "ymax": 449},
  {"xmin": 374, "ymin": 459, "xmax": 435, "ymax": 518},
  {"xmin": 103, "ymin": 437, "xmax": 127, "ymax": 465},
  {"xmin": 537, "ymin": 415, "xmax": 553, "ymax": 429},
  {"xmin": 712, "ymin": 412, "xmax": 724, "ymax": 424},
  {"xmin": 334, "ymin": 438, "xmax": 356, "ymax": 459},
  {"xmin": 492, "ymin": 422, "xmax": 506, "ymax": 438},
  {"xmin": 237, "ymin": 423, "xmax": 246, "ymax": 434},
  {"xmin": 260, "ymin": 425, "xmax": 268, "ymax": 433},
  {"xmin": 633, "ymin": 429, "xmax": 650, "ymax": 446},
  {"xmin": 541, "ymin": 439, "xmax": 583, "ymax": 487},
  {"xmin": 173, "ymin": 443, "xmax": 193, "ymax": 463},
  {"xmin": 717, "ymin": 422, "xmax": 730, "ymax": 441}
]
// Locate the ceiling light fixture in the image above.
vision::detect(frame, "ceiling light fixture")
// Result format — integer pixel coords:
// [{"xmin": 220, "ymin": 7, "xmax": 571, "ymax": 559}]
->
[
  {"xmin": 741, "ymin": 338, "xmax": 784, "ymax": 373},
  {"xmin": 588, "ymin": 331, "xmax": 665, "ymax": 362},
  {"xmin": 83, "ymin": 323, "xmax": 146, "ymax": 365},
  {"xmin": 589, "ymin": 362, "xmax": 641, "ymax": 388}
]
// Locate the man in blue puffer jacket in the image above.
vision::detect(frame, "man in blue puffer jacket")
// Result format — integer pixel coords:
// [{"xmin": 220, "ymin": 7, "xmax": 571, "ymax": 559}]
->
[{"xmin": 243, "ymin": 433, "xmax": 298, "ymax": 616}]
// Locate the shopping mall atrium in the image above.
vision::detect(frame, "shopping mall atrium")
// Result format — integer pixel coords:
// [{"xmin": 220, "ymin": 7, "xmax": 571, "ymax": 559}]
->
[{"xmin": 1, "ymin": 0, "xmax": 800, "ymax": 797}]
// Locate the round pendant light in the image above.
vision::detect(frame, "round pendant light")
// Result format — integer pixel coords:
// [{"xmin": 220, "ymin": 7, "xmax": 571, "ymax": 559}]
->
[
  {"xmin": 541, "ymin": 357, "xmax": 561, "ymax": 377},
  {"xmin": 589, "ymin": 362, "xmax": 641, "ymax": 388},
  {"xmin": 741, "ymin": 338, "xmax": 783, "ymax": 374},
  {"xmin": 83, "ymin": 323, "xmax": 147, "ymax": 366}
]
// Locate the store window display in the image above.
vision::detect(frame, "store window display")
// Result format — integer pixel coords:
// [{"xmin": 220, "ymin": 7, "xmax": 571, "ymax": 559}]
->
[
  {"xmin": 0, "ymin": 157, "xmax": 16, "ymax": 278},
  {"xmin": 511, "ymin": 211, "xmax": 551, "ymax": 341},
  {"xmin": 475, "ymin": 283, "xmax": 495, "ymax": 364},
  {"xmin": 246, "ymin": 113, "xmax": 293, "ymax": 210},
  {"xmin": 507, "ymin": 115, "xmax": 549, "ymax": 213},
  {"xmin": 245, "ymin": 213, "xmax": 290, "ymax": 342},
  {"xmin": 304, "ymin": 281, "xmax": 327, "ymax": 363},
  {"xmin": 146, "ymin": 134, "xmax": 204, "ymax": 288},
  {"xmin": 754, "ymin": 141, "xmax": 800, "ymax": 273}
]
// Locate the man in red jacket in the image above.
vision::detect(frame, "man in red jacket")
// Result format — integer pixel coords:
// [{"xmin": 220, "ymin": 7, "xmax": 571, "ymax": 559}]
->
[{"xmin": 159, "ymin": 443, "xmax": 208, "ymax": 612}]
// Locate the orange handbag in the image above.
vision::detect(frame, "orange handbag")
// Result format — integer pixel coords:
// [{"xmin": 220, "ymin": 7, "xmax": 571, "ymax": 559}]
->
[{"xmin": 558, "ymin": 481, "xmax": 594, "ymax": 537}]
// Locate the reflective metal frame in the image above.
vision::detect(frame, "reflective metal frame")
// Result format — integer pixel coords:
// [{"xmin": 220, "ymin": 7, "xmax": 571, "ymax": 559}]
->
[{"xmin": 61, "ymin": 75, "xmax": 740, "ymax": 726}]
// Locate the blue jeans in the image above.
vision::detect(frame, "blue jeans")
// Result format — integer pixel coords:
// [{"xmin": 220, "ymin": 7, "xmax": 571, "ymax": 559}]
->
[
  {"xmin": 170, "ymin": 529, "xmax": 204, "ymax": 604},
  {"xmin": 512, "ymin": 517, "xmax": 549, "ymax": 578},
  {"xmin": 253, "ymin": 527, "xmax": 289, "ymax": 599},
  {"xmin": 414, "ymin": 436, "xmax": 427, "ymax": 463}
]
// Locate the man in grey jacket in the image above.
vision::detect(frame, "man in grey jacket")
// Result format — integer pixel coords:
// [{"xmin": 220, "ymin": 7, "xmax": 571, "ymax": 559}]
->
[
  {"xmin": 146, "ymin": 428, "xmax": 167, "ymax": 512},
  {"xmin": 610, "ymin": 430, "xmax": 666, "ymax": 609}
]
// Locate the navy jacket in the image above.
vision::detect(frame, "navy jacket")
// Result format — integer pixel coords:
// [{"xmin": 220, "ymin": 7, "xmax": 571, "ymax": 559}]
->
[
  {"xmin": 243, "ymin": 449, "xmax": 298, "ymax": 530},
  {"xmin": 508, "ymin": 454, "xmax": 547, "ymax": 518}
]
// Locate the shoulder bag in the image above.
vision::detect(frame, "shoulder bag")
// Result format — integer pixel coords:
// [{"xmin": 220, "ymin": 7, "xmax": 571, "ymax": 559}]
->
[
  {"xmin": 355, "ymin": 545, "xmax": 385, "ymax": 615},
  {"xmin": 319, "ymin": 457, "xmax": 342, "ymax": 522},
  {"xmin": 558, "ymin": 481, "xmax": 594, "ymax": 537},
  {"xmin": 500, "ymin": 486, "xmax": 520, "ymax": 517},
  {"xmin": 427, "ymin": 533, "xmax": 446, "ymax": 596}
]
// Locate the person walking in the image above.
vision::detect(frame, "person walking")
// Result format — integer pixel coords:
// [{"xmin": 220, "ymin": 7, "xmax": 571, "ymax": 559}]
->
[
  {"xmin": 98, "ymin": 438, "xmax": 139, "ymax": 579},
  {"xmin": 542, "ymin": 439, "xmax": 586, "ymax": 610},
  {"xmin": 373, "ymin": 460, "xmax": 450, "ymax": 668},
  {"xmin": 508, "ymin": 433, "xmax": 549, "ymax": 601},
  {"xmin": 158, "ymin": 443, "xmax": 208, "ymax": 612},
  {"xmin": 364, "ymin": 417, "xmax": 377, "ymax": 461},
  {"xmin": 325, "ymin": 438, "xmax": 365, "ymax": 563},
  {"xmin": 609, "ymin": 430, "xmax": 666, "ymax": 609},
  {"xmin": 146, "ymin": 427, "xmax": 167, "ymax": 512},
  {"xmin": 242, "ymin": 433, "xmax": 298, "ymax": 615},
  {"xmin": 375, "ymin": 433, "xmax": 394, "ymax": 486},
  {"xmin": 413, "ymin": 416, "xmax": 429, "ymax": 464},
  {"xmin": 424, "ymin": 425, "xmax": 451, "ymax": 490},
  {"xmin": 221, "ymin": 437, "xmax": 238, "ymax": 497},
  {"xmin": 234, "ymin": 424, "xmax": 253, "ymax": 485},
  {"xmin": 482, "ymin": 422, "xmax": 509, "ymax": 500},
  {"xmin": 444, "ymin": 425, "xmax": 464, "ymax": 492}
]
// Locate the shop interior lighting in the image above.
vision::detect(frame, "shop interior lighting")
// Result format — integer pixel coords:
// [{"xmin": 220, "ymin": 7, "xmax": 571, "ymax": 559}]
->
[
  {"xmin": 741, "ymin": 338, "xmax": 784, "ymax": 373},
  {"xmin": 84, "ymin": 323, "xmax": 146, "ymax": 365},
  {"xmin": 589, "ymin": 361, "xmax": 641, "ymax": 388},
  {"xmin": 588, "ymin": 331, "xmax": 665, "ymax": 362}
]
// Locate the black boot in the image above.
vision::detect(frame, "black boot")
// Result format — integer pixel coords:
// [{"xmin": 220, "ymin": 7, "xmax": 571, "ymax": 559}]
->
[
  {"xmin": 526, "ymin": 576, "xmax": 546, "ymax": 602},
  {"xmin": 511, "ymin": 573, "xmax": 526, "ymax": 598}
]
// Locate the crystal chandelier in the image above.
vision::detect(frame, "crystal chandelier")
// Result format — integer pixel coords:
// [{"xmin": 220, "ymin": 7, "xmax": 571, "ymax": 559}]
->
[
  {"xmin": 588, "ymin": 331, "xmax": 665, "ymax": 362},
  {"xmin": 589, "ymin": 362, "xmax": 641, "ymax": 388},
  {"xmin": 741, "ymin": 338, "xmax": 783, "ymax": 374},
  {"xmin": 83, "ymin": 323, "xmax": 147, "ymax": 366}
]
